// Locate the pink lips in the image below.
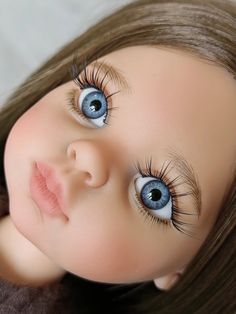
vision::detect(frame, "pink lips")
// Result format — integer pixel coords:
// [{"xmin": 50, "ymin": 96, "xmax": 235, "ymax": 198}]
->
[{"xmin": 29, "ymin": 161, "xmax": 67, "ymax": 217}]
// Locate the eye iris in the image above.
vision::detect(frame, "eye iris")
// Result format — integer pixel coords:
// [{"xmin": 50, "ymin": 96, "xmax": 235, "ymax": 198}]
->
[
  {"xmin": 82, "ymin": 91, "xmax": 107, "ymax": 119},
  {"xmin": 141, "ymin": 179, "xmax": 170, "ymax": 210}
]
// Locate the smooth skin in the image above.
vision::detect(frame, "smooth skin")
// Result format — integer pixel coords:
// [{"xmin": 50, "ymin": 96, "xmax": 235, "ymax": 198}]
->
[{"xmin": 3, "ymin": 46, "xmax": 236, "ymax": 289}]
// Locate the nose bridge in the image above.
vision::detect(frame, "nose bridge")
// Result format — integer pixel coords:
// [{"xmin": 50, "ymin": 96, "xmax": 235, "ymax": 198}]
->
[{"xmin": 66, "ymin": 139, "xmax": 110, "ymax": 187}]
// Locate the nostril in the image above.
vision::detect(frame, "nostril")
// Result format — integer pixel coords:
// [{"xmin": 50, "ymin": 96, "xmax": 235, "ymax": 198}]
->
[
  {"xmin": 84, "ymin": 172, "xmax": 93, "ymax": 184},
  {"xmin": 67, "ymin": 147, "xmax": 76, "ymax": 160}
]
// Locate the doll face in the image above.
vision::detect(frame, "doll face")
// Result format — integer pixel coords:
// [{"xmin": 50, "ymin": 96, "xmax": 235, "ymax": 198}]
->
[{"xmin": 4, "ymin": 46, "xmax": 236, "ymax": 283}]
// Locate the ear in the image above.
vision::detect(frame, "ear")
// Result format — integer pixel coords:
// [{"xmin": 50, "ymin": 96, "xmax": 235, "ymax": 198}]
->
[{"xmin": 153, "ymin": 269, "xmax": 184, "ymax": 290}]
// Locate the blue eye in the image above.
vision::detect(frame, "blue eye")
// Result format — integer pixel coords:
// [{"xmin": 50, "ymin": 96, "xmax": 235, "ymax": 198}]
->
[
  {"xmin": 79, "ymin": 87, "xmax": 108, "ymax": 127},
  {"xmin": 135, "ymin": 176, "xmax": 172, "ymax": 220},
  {"xmin": 141, "ymin": 179, "xmax": 170, "ymax": 209}
]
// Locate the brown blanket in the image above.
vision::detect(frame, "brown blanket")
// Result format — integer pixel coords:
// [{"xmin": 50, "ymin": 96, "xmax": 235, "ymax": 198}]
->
[{"xmin": 0, "ymin": 275, "xmax": 79, "ymax": 314}]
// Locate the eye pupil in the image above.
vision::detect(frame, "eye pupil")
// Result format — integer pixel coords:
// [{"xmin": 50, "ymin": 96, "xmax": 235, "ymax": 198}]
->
[
  {"xmin": 147, "ymin": 189, "xmax": 162, "ymax": 201},
  {"xmin": 90, "ymin": 100, "xmax": 102, "ymax": 112}
]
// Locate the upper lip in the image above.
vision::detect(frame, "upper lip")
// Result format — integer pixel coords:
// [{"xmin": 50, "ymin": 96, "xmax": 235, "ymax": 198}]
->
[{"xmin": 35, "ymin": 161, "xmax": 68, "ymax": 217}]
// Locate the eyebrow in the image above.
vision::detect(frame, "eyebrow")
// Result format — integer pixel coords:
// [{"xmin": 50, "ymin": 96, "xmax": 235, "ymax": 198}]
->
[
  {"xmin": 89, "ymin": 61, "xmax": 202, "ymax": 215},
  {"xmin": 167, "ymin": 149, "xmax": 202, "ymax": 216}
]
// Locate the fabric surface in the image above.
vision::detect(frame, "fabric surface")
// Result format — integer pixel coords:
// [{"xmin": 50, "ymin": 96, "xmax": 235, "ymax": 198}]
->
[{"xmin": 0, "ymin": 277, "xmax": 76, "ymax": 314}]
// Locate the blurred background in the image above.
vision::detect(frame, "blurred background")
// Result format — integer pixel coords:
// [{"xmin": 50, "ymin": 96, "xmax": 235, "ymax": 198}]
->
[{"xmin": 0, "ymin": 0, "xmax": 132, "ymax": 105}]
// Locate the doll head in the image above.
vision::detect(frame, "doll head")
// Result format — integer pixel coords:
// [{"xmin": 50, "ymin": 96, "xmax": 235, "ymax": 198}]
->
[
  {"xmin": 1, "ymin": 0, "xmax": 236, "ymax": 313},
  {"xmin": 3, "ymin": 45, "xmax": 236, "ymax": 284}
]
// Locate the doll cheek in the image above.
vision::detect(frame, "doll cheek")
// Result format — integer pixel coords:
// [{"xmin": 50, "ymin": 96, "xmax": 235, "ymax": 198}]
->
[
  {"xmin": 4, "ymin": 103, "xmax": 42, "ymax": 154},
  {"xmin": 54, "ymin": 223, "xmax": 142, "ymax": 283}
]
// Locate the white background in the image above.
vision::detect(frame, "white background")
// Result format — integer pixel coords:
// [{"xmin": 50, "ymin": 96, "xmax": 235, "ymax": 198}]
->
[{"xmin": 0, "ymin": 0, "xmax": 131, "ymax": 105}]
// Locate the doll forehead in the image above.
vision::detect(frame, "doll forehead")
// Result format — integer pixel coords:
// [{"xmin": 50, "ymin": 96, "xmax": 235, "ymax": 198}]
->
[
  {"xmin": 95, "ymin": 45, "xmax": 236, "ymax": 92},
  {"xmin": 91, "ymin": 46, "xmax": 236, "ymax": 136}
]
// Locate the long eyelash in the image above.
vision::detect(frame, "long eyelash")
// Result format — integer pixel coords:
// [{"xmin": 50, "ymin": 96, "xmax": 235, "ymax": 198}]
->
[
  {"xmin": 134, "ymin": 157, "xmax": 196, "ymax": 237},
  {"xmin": 67, "ymin": 61, "xmax": 119, "ymax": 125}
]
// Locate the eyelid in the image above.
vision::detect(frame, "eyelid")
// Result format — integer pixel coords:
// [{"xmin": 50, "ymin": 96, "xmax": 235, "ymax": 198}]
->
[{"xmin": 70, "ymin": 59, "xmax": 131, "ymax": 94}]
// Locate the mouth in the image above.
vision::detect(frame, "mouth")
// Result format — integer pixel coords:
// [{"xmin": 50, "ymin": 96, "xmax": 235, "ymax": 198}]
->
[{"xmin": 29, "ymin": 161, "xmax": 67, "ymax": 218}]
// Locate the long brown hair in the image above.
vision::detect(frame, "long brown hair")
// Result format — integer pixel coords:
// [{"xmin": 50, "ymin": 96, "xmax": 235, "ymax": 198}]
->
[{"xmin": 0, "ymin": 0, "xmax": 235, "ymax": 313}]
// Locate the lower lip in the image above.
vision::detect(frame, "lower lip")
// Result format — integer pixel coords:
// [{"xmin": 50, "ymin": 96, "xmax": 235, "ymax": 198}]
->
[{"xmin": 29, "ymin": 163, "xmax": 63, "ymax": 216}]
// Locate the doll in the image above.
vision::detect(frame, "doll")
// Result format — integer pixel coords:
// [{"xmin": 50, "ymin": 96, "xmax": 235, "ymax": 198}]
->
[{"xmin": 0, "ymin": 0, "xmax": 235, "ymax": 313}]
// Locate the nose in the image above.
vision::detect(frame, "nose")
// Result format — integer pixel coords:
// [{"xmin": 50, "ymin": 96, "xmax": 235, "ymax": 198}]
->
[{"xmin": 66, "ymin": 140, "xmax": 109, "ymax": 188}]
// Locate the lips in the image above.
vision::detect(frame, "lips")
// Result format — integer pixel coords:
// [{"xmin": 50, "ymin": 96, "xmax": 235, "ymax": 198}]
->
[{"xmin": 29, "ymin": 161, "xmax": 67, "ymax": 218}]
